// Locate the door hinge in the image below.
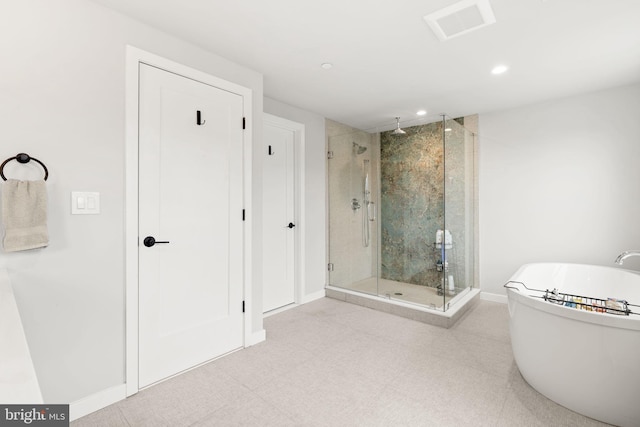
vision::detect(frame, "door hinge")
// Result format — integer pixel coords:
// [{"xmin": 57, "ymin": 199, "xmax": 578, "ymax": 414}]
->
[
  {"xmin": 328, "ymin": 263, "xmax": 334, "ymax": 271},
  {"xmin": 327, "ymin": 151, "xmax": 334, "ymax": 159},
  {"xmin": 242, "ymin": 209, "xmax": 245, "ymax": 221},
  {"xmin": 242, "ymin": 300, "xmax": 245, "ymax": 313},
  {"xmin": 242, "ymin": 117, "xmax": 246, "ymax": 129}
]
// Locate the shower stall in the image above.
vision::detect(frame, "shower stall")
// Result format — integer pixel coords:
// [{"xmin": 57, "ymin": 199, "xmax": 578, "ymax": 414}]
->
[{"xmin": 326, "ymin": 115, "xmax": 477, "ymax": 320}]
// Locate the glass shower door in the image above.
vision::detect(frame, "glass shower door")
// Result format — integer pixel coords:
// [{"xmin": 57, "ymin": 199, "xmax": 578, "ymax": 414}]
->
[
  {"xmin": 327, "ymin": 126, "xmax": 378, "ymax": 295},
  {"xmin": 443, "ymin": 116, "xmax": 475, "ymax": 309}
]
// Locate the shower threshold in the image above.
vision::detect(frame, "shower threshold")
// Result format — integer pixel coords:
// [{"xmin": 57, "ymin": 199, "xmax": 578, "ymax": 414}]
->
[
  {"xmin": 325, "ymin": 283, "xmax": 479, "ymax": 328},
  {"xmin": 350, "ymin": 277, "xmax": 448, "ymax": 308}
]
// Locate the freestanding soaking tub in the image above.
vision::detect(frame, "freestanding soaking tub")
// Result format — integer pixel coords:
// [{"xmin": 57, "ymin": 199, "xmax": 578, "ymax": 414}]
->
[{"xmin": 505, "ymin": 263, "xmax": 640, "ymax": 427}]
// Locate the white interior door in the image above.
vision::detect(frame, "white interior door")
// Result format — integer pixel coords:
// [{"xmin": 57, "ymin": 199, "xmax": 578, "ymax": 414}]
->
[
  {"xmin": 262, "ymin": 120, "xmax": 295, "ymax": 312},
  {"xmin": 138, "ymin": 63, "xmax": 244, "ymax": 388}
]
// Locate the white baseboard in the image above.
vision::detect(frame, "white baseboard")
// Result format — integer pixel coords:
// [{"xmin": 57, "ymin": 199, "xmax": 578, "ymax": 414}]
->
[
  {"xmin": 480, "ymin": 292, "xmax": 508, "ymax": 304},
  {"xmin": 69, "ymin": 384, "xmax": 126, "ymax": 421},
  {"xmin": 246, "ymin": 329, "xmax": 266, "ymax": 346},
  {"xmin": 300, "ymin": 289, "xmax": 326, "ymax": 304}
]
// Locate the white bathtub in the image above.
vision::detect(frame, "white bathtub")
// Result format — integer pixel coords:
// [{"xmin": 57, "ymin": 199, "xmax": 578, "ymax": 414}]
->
[{"xmin": 505, "ymin": 263, "xmax": 640, "ymax": 427}]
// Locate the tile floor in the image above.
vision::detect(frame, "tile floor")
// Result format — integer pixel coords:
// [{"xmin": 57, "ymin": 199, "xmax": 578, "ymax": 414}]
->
[{"xmin": 72, "ymin": 298, "xmax": 609, "ymax": 426}]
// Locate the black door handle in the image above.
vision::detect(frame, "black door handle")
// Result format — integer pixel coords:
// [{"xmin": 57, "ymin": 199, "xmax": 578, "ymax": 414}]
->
[
  {"xmin": 287, "ymin": 222, "xmax": 295, "ymax": 229},
  {"xmin": 143, "ymin": 236, "xmax": 170, "ymax": 247}
]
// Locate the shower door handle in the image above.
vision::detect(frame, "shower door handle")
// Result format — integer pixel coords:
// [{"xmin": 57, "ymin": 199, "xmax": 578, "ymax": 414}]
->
[{"xmin": 287, "ymin": 222, "xmax": 296, "ymax": 229}]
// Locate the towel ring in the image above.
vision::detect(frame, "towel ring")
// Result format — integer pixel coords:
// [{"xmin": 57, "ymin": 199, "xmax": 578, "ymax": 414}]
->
[{"xmin": 0, "ymin": 153, "xmax": 49, "ymax": 181}]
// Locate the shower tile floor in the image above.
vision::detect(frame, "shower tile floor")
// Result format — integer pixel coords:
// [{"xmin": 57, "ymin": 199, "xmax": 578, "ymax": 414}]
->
[
  {"xmin": 72, "ymin": 298, "xmax": 609, "ymax": 426},
  {"xmin": 348, "ymin": 276, "xmax": 452, "ymax": 308}
]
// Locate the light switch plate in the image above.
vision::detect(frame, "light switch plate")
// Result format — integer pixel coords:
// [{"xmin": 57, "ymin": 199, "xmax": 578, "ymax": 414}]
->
[{"xmin": 71, "ymin": 191, "xmax": 100, "ymax": 215}]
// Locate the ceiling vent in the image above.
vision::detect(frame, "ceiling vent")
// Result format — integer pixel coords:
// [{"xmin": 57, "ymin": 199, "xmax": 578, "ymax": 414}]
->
[{"xmin": 423, "ymin": 0, "xmax": 496, "ymax": 41}]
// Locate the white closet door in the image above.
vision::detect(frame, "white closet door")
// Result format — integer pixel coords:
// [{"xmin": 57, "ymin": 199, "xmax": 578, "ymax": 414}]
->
[
  {"xmin": 138, "ymin": 63, "xmax": 244, "ymax": 387},
  {"xmin": 262, "ymin": 122, "xmax": 295, "ymax": 312}
]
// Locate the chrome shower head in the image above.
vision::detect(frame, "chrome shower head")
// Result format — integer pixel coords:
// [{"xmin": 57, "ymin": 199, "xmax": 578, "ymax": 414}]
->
[
  {"xmin": 353, "ymin": 142, "xmax": 367, "ymax": 155},
  {"xmin": 392, "ymin": 117, "xmax": 407, "ymax": 135}
]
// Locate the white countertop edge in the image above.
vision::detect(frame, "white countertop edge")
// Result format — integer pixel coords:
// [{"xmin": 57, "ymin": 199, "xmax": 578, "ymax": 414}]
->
[{"xmin": 0, "ymin": 268, "xmax": 44, "ymax": 404}]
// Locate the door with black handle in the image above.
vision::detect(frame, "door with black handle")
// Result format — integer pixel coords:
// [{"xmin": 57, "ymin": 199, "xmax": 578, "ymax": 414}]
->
[{"xmin": 143, "ymin": 236, "xmax": 170, "ymax": 247}]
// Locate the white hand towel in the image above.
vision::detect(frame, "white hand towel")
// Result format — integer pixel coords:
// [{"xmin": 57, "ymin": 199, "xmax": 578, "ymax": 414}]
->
[{"xmin": 1, "ymin": 179, "xmax": 49, "ymax": 252}]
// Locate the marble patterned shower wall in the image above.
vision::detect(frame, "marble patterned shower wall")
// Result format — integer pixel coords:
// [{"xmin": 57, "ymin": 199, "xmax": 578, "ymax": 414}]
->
[{"xmin": 380, "ymin": 119, "xmax": 468, "ymax": 289}]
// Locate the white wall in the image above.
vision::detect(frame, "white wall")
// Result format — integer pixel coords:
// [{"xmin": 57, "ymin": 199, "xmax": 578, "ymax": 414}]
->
[
  {"xmin": 479, "ymin": 83, "xmax": 640, "ymax": 297},
  {"xmin": 263, "ymin": 98, "xmax": 326, "ymax": 298},
  {"xmin": 0, "ymin": 0, "xmax": 263, "ymax": 404}
]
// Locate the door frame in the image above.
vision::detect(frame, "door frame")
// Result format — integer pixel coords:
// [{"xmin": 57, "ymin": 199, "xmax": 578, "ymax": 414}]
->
[
  {"xmin": 263, "ymin": 113, "xmax": 306, "ymax": 310},
  {"xmin": 125, "ymin": 46, "xmax": 253, "ymax": 396}
]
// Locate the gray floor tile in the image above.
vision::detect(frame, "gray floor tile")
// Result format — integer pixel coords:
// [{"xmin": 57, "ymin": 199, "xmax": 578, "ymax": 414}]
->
[
  {"xmin": 201, "ymin": 339, "xmax": 316, "ymax": 391},
  {"xmin": 72, "ymin": 297, "xmax": 610, "ymax": 427},
  {"xmin": 71, "ymin": 404, "xmax": 130, "ymax": 427},
  {"xmin": 452, "ymin": 300, "xmax": 512, "ymax": 343},
  {"xmin": 116, "ymin": 366, "xmax": 248, "ymax": 426},
  {"xmin": 498, "ymin": 368, "xmax": 610, "ymax": 426},
  {"xmin": 190, "ymin": 393, "xmax": 297, "ymax": 427}
]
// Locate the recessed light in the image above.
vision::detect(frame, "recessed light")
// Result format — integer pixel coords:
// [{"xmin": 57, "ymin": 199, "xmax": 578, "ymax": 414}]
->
[
  {"xmin": 416, "ymin": 110, "xmax": 427, "ymax": 116},
  {"xmin": 321, "ymin": 63, "xmax": 333, "ymax": 70},
  {"xmin": 444, "ymin": 128, "xmax": 452, "ymax": 132},
  {"xmin": 491, "ymin": 64, "xmax": 508, "ymax": 75}
]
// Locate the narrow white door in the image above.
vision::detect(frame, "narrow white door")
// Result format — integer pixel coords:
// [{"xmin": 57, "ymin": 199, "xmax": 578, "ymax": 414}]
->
[
  {"xmin": 138, "ymin": 63, "xmax": 244, "ymax": 388},
  {"xmin": 262, "ymin": 120, "xmax": 295, "ymax": 312}
]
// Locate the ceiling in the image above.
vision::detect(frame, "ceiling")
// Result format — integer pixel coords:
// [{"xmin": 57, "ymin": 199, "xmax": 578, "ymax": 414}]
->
[{"xmin": 90, "ymin": 0, "xmax": 640, "ymax": 130}]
